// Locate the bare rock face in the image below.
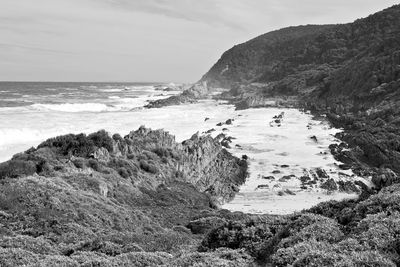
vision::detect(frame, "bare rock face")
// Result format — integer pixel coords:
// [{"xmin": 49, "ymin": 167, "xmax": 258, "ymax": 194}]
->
[
  {"xmin": 145, "ymin": 82, "xmax": 210, "ymax": 108},
  {"xmin": 93, "ymin": 147, "xmax": 110, "ymax": 163}
]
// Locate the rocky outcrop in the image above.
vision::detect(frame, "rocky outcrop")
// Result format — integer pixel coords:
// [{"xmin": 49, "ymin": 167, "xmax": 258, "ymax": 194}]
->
[
  {"xmin": 0, "ymin": 127, "xmax": 248, "ymax": 266},
  {"xmin": 145, "ymin": 82, "xmax": 210, "ymax": 108}
]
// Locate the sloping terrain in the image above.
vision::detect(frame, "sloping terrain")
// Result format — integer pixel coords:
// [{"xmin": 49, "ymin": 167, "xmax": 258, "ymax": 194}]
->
[{"xmin": 0, "ymin": 127, "xmax": 248, "ymax": 266}]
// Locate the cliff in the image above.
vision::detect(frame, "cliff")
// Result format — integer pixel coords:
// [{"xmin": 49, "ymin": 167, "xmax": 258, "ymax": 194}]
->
[{"xmin": 201, "ymin": 4, "xmax": 400, "ymax": 111}]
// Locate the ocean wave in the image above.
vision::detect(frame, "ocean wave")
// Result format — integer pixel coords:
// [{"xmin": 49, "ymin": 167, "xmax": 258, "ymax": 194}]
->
[{"xmin": 30, "ymin": 103, "xmax": 121, "ymax": 113}]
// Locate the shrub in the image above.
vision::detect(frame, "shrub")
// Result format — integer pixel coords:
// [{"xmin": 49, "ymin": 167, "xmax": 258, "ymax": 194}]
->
[
  {"xmin": 169, "ymin": 248, "xmax": 253, "ymax": 267},
  {"xmin": 72, "ymin": 158, "xmax": 85, "ymax": 169},
  {"xmin": 0, "ymin": 247, "xmax": 40, "ymax": 267},
  {"xmin": 118, "ymin": 167, "xmax": 130, "ymax": 178},
  {"xmin": 201, "ymin": 219, "xmax": 275, "ymax": 256},
  {"xmin": 87, "ymin": 159, "xmax": 101, "ymax": 171},
  {"xmin": 112, "ymin": 133, "xmax": 124, "ymax": 142},
  {"xmin": 139, "ymin": 160, "xmax": 158, "ymax": 174},
  {"xmin": 0, "ymin": 160, "xmax": 36, "ymax": 179},
  {"xmin": 38, "ymin": 130, "xmax": 113, "ymax": 157},
  {"xmin": 38, "ymin": 133, "xmax": 95, "ymax": 157},
  {"xmin": 0, "ymin": 235, "xmax": 59, "ymax": 255},
  {"xmin": 113, "ymin": 251, "xmax": 172, "ymax": 266},
  {"xmin": 31, "ymin": 255, "xmax": 79, "ymax": 267},
  {"xmin": 88, "ymin": 130, "xmax": 114, "ymax": 152}
]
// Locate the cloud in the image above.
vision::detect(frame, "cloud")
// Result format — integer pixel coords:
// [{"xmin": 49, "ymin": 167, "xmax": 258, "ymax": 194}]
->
[
  {"xmin": 0, "ymin": 43, "xmax": 75, "ymax": 55},
  {"xmin": 99, "ymin": 0, "xmax": 247, "ymax": 30}
]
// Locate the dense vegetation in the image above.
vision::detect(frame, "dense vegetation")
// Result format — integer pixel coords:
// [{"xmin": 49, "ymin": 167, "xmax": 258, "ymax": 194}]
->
[
  {"xmin": 0, "ymin": 127, "xmax": 249, "ymax": 266},
  {"xmin": 203, "ymin": 4, "xmax": 400, "ymax": 109}
]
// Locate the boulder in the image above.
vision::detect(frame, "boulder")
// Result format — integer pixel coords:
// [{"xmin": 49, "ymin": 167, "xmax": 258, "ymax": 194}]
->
[
  {"xmin": 315, "ymin": 168, "xmax": 329, "ymax": 179},
  {"xmin": 262, "ymin": 176, "xmax": 275, "ymax": 180},
  {"xmin": 256, "ymin": 184, "xmax": 269, "ymax": 190},
  {"xmin": 225, "ymin": 119, "xmax": 234, "ymax": 125}
]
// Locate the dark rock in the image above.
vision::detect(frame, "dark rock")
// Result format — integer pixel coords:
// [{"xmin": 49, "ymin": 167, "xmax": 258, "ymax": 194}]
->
[
  {"xmin": 272, "ymin": 170, "xmax": 281, "ymax": 174},
  {"xmin": 241, "ymin": 155, "xmax": 248, "ymax": 160},
  {"xmin": 204, "ymin": 117, "xmax": 210, "ymax": 121},
  {"xmin": 281, "ymin": 165, "xmax": 289, "ymax": 168},
  {"xmin": 205, "ymin": 128, "xmax": 216, "ymax": 134},
  {"xmin": 221, "ymin": 140, "xmax": 231, "ymax": 149},
  {"xmin": 321, "ymin": 178, "xmax": 338, "ymax": 191},
  {"xmin": 262, "ymin": 176, "xmax": 275, "ymax": 180},
  {"xmin": 337, "ymin": 181, "xmax": 360, "ymax": 193},
  {"xmin": 278, "ymin": 176, "xmax": 292, "ymax": 182},
  {"xmin": 225, "ymin": 119, "xmax": 234, "ymax": 125},
  {"xmin": 354, "ymin": 180, "xmax": 371, "ymax": 193},
  {"xmin": 284, "ymin": 189, "xmax": 296, "ymax": 195},
  {"xmin": 310, "ymin": 135, "xmax": 318, "ymax": 142},
  {"xmin": 300, "ymin": 176, "xmax": 311, "ymax": 183},
  {"xmin": 316, "ymin": 168, "xmax": 329, "ymax": 179},
  {"xmin": 216, "ymin": 122, "xmax": 223, "ymax": 126},
  {"xmin": 256, "ymin": 184, "xmax": 269, "ymax": 190},
  {"xmin": 339, "ymin": 164, "xmax": 351, "ymax": 170}
]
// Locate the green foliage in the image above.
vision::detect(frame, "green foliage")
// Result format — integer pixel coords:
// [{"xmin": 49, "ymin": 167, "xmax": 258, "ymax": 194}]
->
[
  {"xmin": 139, "ymin": 160, "xmax": 158, "ymax": 174},
  {"xmin": 0, "ymin": 235, "xmax": 59, "ymax": 255},
  {"xmin": 118, "ymin": 167, "xmax": 129, "ymax": 178},
  {"xmin": 88, "ymin": 130, "xmax": 114, "ymax": 153},
  {"xmin": 168, "ymin": 248, "xmax": 253, "ymax": 267},
  {"xmin": 0, "ymin": 248, "xmax": 40, "ymax": 267},
  {"xmin": 87, "ymin": 159, "xmax": 101, "ymax": 171},
  {"xmin": 38, "ymin": 130, "xmax": 113, "ymax": 158},
  {"xmin": 0, "ymin": 159, "xmax": 37, "ymax": 179},
  {"xmin": 72, "ymin": 158, "xmax": 85, "ymax": 169},
  {"xmin": 113, "ymin": 251, "xmax": 172, "ymax": 266}
]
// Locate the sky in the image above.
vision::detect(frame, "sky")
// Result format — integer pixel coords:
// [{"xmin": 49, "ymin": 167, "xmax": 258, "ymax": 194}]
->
[{"xmin": 0, "ymin": 0, "xmax": 398, "ymax": 83}]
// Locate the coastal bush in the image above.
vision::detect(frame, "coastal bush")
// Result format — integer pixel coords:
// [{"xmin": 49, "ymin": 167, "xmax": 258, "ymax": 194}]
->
[
  {"xmin": 0, "ymin": 235, "xmax": 59, "ymax": 255},
  {"xmin": 38, "ymin": 133, "xmax": 95, "ymax": 157},
  {"xmin": 87, "ymin": 159, "xmax": 101, "ymax": 171},
  {"xmin": 168, "ymin": 248, "xmax": 253, "ymax": 267},
  {"xmin": 355, "ymin": 212, "xmax": 400, "ymax": 263},
  {"xmin": 200, "ymin": 219, "xmax": 275, "ymax": 256},
  {"xmin": 139, "ymin": 160, "xmax": 158, "ymax": 174},
  {"xmin": 113, "ymin": 251, "xmax": 172, "ymax": 266},
  {"xmin": 0, "ymin": 160, "xmax": 37, "ymax": 179},
  {"xmin": 112, "ymin": 133, "xmax": 124, "ymax": 142},
  {"xmin": 32, "ymin": 255, "xmax": 79, "ymax": 267},
  {"xmin": 152, "ymin": 147, "xmax": 180, "ymax": 160},
  {"xmin": 0, "ymin": 247, "xmax": 40, "ymax": 267},
  {"xmin": 72, "ymin": 158, "xmax": 85, "ymax": 169},
  {"xmin": 187, "ymin": 216, "xmax": 227, "ymax": 234},
  {"xmin": 118, "ymin": 167, "xmax": 130, "ymax": 178},
  {"xmin": 38, "ymin": 130, "xmax": 113, "ymax": 157},
  {"xmin": 88, "ymin": 130, "xmax": 113, "ymax": 152}
]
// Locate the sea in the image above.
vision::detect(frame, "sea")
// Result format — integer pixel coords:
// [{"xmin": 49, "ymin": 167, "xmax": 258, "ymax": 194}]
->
[{"xmin": 0, "ymin": 82, "xmax": 367, "ymax": 214}]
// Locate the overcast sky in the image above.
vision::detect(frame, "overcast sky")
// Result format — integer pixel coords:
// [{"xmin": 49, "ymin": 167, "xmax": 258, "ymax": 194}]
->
[{"xmin": 0, "ymin": 0, "xmax": 398, "ymax": 83}]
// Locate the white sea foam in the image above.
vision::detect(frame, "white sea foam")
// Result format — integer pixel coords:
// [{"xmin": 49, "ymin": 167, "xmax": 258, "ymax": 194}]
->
[
  {"xmin": 30, "ymin": 103, "xmax": 120, "ymax": 113},
  {"xmin": 0, "ymin": 99, "xmax": 367, "ymax": 214}
]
